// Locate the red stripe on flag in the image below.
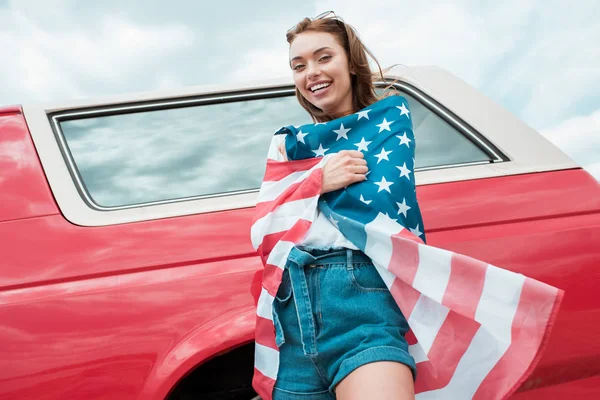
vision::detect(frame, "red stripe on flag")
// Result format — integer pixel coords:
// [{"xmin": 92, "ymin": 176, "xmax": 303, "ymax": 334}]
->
[
  {"xmin": 263, "ymin": 158, "xmax": 321, "ymax": 181},
  {"xmin": 253, "ymin": 367, "xmax": 276, "ymax": 400},
  {"xmin": 388, "ymin": 232, "xmax": 421, "ymax": 285},
  {"xmin": 414, "ymin": 311, "xmax": 481, "ymax": 393},
  {"xmin": 257, "ymin": 219, "xmax": 312, "ymax": 262},
  {"xmin": 405, "ymin": 329, "xmax": 417, "ymax": 346},
  {"xmin": 389, "ymin": 278, "xmax": 421, "ymax": 319},
  {"xmin": 255, "ymin": 316, "xmax": 278, "ymax": 350},
  {"xmin": 254, "ymin": 170, "xmax": 323, "ymax": 223},
  {"xmin": 473, "ymin": 279, "xmax": 563, "ymax": 400},
  {"xmin": 255, "ymin": 182, "xmax": 307, "ymax": 220},
  {"xmin": 261, "ymin": 265, "xmax": 284, "ymax": 297},
  {"xmin": 443, "ymin": 253, "xmax": 488, "ymax": 319}
]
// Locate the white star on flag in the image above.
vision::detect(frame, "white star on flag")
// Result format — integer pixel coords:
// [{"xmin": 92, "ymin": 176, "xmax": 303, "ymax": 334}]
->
[
  {"xmin": 410, "ymin": 224, "xmax": 423, "ymax": 237},
  {"xmin": 333, "ymin": 123, "xmax": 351, "ymax": 141},
  {"xmin": 328, "ymin": 215, "xmax": 340, "ymax": 228},
  {"xmin": 396, "ymin": 132, "xmax": 411, "ymax": 148},
  {"xmin": 365, "ymin": 170, "xmax": 371, "ymax": 180},
  {"xmin": 396, "ymin": 198, "xmax": 411, "ymax": 217},
  {"xmin": 354, "ymin": 137, "xmax": 372, "ymax": 152},
  {"xmin": 297, "ymin": 130, "xmax": 309, "ymax": 144},
  {"xmin": 397, "ymin": 103, "xmax": 410, "ymax": 118},
  {"xmin": 396, "ymin": 162, "xmax": 411, "ymax": 180},
  {"xmin": 356, "ymin": 109, "xmax": 371, "ymax": 120},
  {"xmin": 315, "ymin": 121, "xmax": 327, "ymax": 126},
  {"xmin": 375, "ymin": 147, "xmax": 392, "ymax": 164},
  {"xmin": 374, "ymin": 176, "xmax": 394, "ymax": 193},
  {"xmin": 313, "ymin": 144, "xmax": 329, "ymax": 157},
  {"xmin": 376, "ymin": 118, "xmax": 394, "ymax": 133},
  {"xmin": 359, "ymin": 194, "xmax": 372, "ymax": 205}
]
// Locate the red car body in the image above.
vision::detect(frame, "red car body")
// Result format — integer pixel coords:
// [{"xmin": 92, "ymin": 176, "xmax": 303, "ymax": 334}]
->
[{"xmin": 1, "ymin": 67, "xmax": 599, "ymax": 399}]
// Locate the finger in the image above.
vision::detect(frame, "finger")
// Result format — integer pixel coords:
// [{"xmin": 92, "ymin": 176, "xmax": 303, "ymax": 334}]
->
[
  {"xmin": 352, "ymin": 165, "xmax": 369, "ymax": 174},
  {"xmin": 348, "ymin": 150, "xmax": 365, "ymax": 158},
  {"xmin": 352, "ymin": 158, "xmax": 368, "ymax": 166},
  {"xmin": 338, "ymin": 149, "xmax": 364, "ymax": 158},
  {"xmin": 348, "ymin": 173, "xmax": 368, "ymax": 185}
]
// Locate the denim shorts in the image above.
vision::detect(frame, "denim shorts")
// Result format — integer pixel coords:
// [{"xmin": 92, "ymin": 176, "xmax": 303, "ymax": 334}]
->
[{"xmin": 272, "ymin": 247, "xmax": 416, "ymax": 399}]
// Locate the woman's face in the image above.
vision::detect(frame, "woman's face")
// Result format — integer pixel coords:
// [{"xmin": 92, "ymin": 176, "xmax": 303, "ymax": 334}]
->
[{"xmin": 289, "ymin": 31, "xmax": 354, "ymax": 117}]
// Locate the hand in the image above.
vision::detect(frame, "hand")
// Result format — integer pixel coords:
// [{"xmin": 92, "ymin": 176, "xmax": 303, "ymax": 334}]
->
[
  {"xmin": 321, "ymin": 150, "xmax": 368, "ymax": 194},
  {"xmin": 278, "ymin": 142, "xmax": 288, "ymax": 161}
]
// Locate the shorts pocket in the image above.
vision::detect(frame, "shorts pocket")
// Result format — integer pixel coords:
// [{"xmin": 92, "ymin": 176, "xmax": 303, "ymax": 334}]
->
[{"xmin": 348, "ymin": 263, "xmax": 389, "ymax": 292}]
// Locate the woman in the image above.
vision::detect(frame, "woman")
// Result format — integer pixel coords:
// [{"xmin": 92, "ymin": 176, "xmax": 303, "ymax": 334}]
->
[
  {"xmin": 274, "ymin": 11, "xmax": 414, "ymax": 400},
  {"xmin": 251, "ymin": 11, "xmax": 562, "ymax": 400}
]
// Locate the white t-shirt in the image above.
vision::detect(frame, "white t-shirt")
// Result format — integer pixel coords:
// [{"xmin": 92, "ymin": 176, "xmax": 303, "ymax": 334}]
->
[
  {"xmin": 297, "ymin": 209, "xmax": 359, "ymax": 250},
  {"xmin": 271, "ymin": 135, "xmax": 357, "ymax": 250}
]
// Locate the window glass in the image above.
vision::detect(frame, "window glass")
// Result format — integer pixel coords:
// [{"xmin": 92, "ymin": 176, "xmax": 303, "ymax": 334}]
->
[
  {"xmin": 402, "ymin": 92, "xmax": 493, "ymax": 169},
  {"xmin": 60, "ymin": 96, "xmax": 312, "ymax": 207},
  {"xmin": 59, "ymin": 89, "xmax": 494, "ymax": 209}
]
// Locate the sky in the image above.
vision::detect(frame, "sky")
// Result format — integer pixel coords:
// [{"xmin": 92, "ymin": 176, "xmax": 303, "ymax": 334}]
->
[{"xmin": 0, "ymin": 0, "xmax": 598, "ymax": 181}]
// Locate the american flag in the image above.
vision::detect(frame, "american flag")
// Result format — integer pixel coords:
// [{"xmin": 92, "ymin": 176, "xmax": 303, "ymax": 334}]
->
[{"xmin": 250, "ymin": 95, "xmax": 563, "ymax": 399}]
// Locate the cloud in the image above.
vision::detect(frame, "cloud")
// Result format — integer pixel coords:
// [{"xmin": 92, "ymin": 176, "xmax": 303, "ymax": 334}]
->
[
  {"xmin": 542, "ymin": 109, "xmax": 600, "ymax": 180},
  {"xmin": 231, "ymin": 47, "xmax": 290, "ymax": 82},
  {"xmin": 1, "ymin": 0, "xmax": 597, "ymax": 182},
  {"xmin": 0, "ymin": 1, "xmax": 196, "ymax": 104}
]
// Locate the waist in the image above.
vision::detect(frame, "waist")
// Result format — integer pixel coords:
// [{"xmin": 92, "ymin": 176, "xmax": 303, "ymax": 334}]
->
[{"xmin": 293, "ymin": 247, "xmax": 372, "ymax": 266}]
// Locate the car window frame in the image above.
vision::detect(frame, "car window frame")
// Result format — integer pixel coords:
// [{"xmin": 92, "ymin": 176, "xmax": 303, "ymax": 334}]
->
[{"xmin": 47, "ymin": 82, "xmax": 506, "ymax": 213}]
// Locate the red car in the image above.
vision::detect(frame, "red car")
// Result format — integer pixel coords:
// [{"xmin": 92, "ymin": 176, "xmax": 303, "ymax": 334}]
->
[{"xmin": 1, "ymin": 66, "xmax": 599, "ymax": 399}]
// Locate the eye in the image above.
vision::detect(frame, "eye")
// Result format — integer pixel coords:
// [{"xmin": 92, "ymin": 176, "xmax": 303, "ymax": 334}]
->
[
  {"xmin": 292, "ymin": 63, "xmax": 305, "ymax": 71},
  {"xmin": 319, "ymin": 55, "xmax": 332, "ymax": 62}
]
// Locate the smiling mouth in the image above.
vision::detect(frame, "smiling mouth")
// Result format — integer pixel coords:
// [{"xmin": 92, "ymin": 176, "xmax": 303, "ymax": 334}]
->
[{"xmin": 310, "ymin": 82, "xmax": 332, "ymax": 93}]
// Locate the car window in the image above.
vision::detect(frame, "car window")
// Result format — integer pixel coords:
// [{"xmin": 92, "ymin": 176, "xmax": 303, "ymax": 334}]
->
[
  {"xmin": 403, "ymin": 92, "xmax": 494, "ymax": 169},
  {"xmin": 57, "ymin": 88, "xmax": 496, "ymax": 209},
  {"xmin": 59, "ymin": 96, "xmax": 312, "ymax": 208}
]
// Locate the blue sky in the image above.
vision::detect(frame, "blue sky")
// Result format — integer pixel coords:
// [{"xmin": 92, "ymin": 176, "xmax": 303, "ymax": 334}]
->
[{"xmin": 0, "ymin": 0, "xmax": 598, "ymax": 179}]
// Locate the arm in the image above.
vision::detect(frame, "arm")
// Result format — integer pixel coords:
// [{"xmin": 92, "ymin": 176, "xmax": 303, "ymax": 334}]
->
[{"xmin": 278, "ymin": 142, "xmax": 368, "ymax": 194}]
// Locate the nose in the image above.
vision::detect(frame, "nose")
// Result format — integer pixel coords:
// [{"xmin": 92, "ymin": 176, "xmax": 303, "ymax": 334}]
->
[{"xmin": 306, "ymin": 61, "xmax": 320, "ymax": 80}]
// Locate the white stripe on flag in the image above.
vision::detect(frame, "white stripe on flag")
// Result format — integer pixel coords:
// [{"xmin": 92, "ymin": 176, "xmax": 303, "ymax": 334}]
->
[
  {"xmin": 408, "ymin": 295, "xmax": 450, "ymax": 357},
  {"xmin": 255, "ymin": 342, "xmax": 280, "ymax": 380},
  {"xmin": 251, "ymin": 196, "xmax": 320, "ymax": 249},
  {"xmin": 415, "ymin": 325, "xmax": 510, "ymax": 399},
  {"xmin": 258, "ymin": 170, "xmax": 312, "ymax": 203},
  {"xmin": 266, "ymin": 241, "xmax": 296, "ymax": 270},
  {"xmin": 415, "ymin": 265, "xmax": 525, "ymax": 399},
  {"xmin": 365, "ymin": 213, "xmax": 403, "ymax": 269},
  {"xmin": 256, "ymin": 288, "xmax": 275, "ymax": 321},
  {"xmin": 475, "ymin": 265, "xmax": 525, "ymax": 343},
  {"xmin": 412, "ymin": 246, "xmax": 452, "ymax": 303},
  {"xmin": 267, "ymin": 135, "xmax": 286, "ymax": 161},
  {"xmin": 374, "ymin": 263, "xmax": 397, "ymax": 289},
  {"xmin": 409, "ymin": 342, "xmax": 429, "ymax": 364}
]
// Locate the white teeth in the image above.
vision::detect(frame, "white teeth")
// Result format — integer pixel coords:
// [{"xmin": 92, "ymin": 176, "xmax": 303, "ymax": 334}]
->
[{"xmin": 310, "ymin": 82, "xmax": 331, "ymax": 92}]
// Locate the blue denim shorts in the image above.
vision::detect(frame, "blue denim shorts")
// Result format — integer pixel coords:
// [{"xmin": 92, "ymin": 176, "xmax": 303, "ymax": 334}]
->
[{"xmin": 272, "ymin": 247, "xmax": 416, "ymax": 399}]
